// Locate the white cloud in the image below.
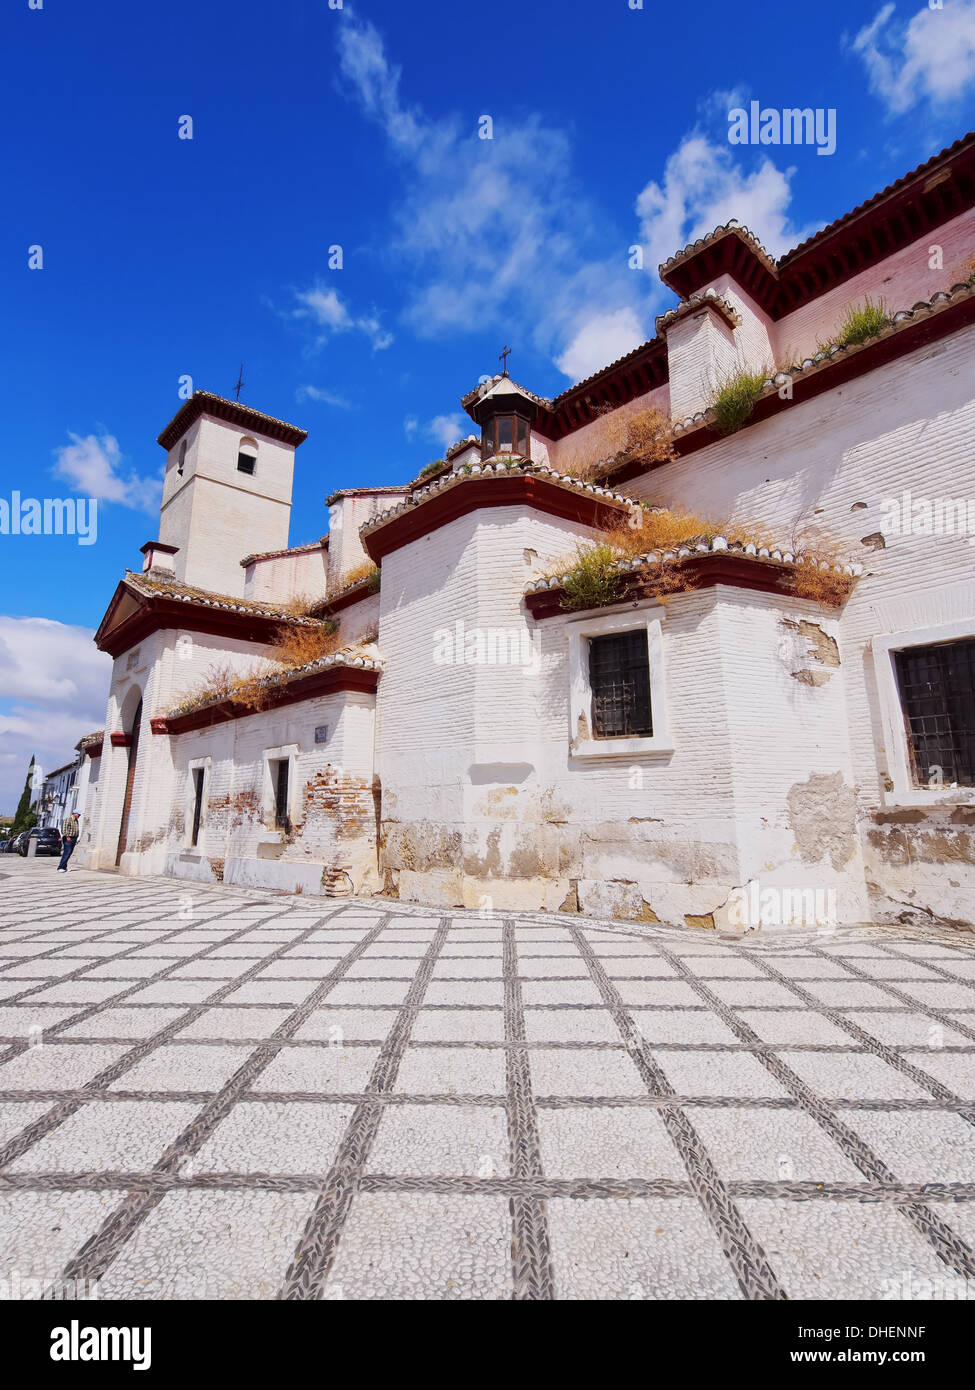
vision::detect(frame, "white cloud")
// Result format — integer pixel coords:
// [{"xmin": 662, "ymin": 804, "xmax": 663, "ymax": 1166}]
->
[
  {"xmin": 635, "ymin": 134, "xmax": 820, "ymax": 275},
  {"xmin": 555, "ymin": 308, "xmax": 645, "ymax": 383},
  {"xmin": 849, "ymin": 1, "xmax": 975, "ymax": 115},
  {"xmin": 292, "ymin": 285, "xmax": 393, "ymax": 351},
  {"xmin": 403, "ymin": 415, "xmax": 419, "ymax": 439},
  {"xmin": 425, "ymin": 414, "xmax": 467, "ymax": 451},
  {"xmin": 295, "ymin": 384, "xmax": 354, "ymax": 409},
  {"xmin": 0, "ymin": 617, "xmax": 111, "ymax": 813},
  {"xmin": 335, "ymin": 17, "xmax": 639, "ymax": 378},
  {"xmin": 53, "ymin": 433, "xmax": 160, "ymax": 513},
  {"xmin": 335, "ymin": 19, "xmax": 817, "ymax": 385}
]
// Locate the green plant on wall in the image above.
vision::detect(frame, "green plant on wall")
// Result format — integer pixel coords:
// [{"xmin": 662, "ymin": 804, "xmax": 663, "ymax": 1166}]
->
[
  {"xmin": 705, "ymin": 366, "xmax": 768, "ymax": 435},
  {"xmin": 561, "ymin": 543, "xmax": 623, "ymax": 611},
  {"xmin": 834, "ymin": 296, "xmax": 891, "ymax": 348}
]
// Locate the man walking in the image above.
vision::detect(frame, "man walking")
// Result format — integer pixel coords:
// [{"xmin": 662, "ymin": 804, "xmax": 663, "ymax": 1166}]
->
[{"xmin": 58, "ymin": 812, "xmax": 80, "ymax": 873}]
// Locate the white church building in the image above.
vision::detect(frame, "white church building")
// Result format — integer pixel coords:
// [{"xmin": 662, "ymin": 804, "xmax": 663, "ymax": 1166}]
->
[{"xmin": 77, "ymin": 134, "xmax": 975, "ymax": 931}]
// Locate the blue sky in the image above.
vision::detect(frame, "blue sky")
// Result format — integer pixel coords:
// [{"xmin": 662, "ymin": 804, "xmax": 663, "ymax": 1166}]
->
[{"xmin": 1, "ymin": 0, "xmax": 974, "ymax": 810}]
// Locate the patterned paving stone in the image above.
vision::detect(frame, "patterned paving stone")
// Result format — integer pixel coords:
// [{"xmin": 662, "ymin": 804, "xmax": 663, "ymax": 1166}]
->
[
  {"xmin": 839, "ymin": 1111, "xmax": 975, "ymax": 1184},
  {"xmin": 773, "ymin": 1050, "xmax": 936, "ymax": 1101},
  {"xmin": 96, "ymin": 1191, "xmax": 317, "ymax": 1299},
  {"xmin": 0, "ymin": 1044, "xmax": 131, "ymax": 1090},
  {"xmin": 192, "ymin": 1101, "xmax": 354, "ymax": 1174},
  {"xmin": 0, "ymin": 1191, "xmax": 126, "ymax": 1291},
  {"xmin": 6, "ymin": 1100, "xmax": 200, "ymax": 1173},
  {"xmin": 256, "ymin": 1044, "xmax": 381, "ymax": 1094},
  {"xmin": 293, "ymin": 1009, "xmax": 396, "ymax": 1043},
  {"xmin": 174, "ymin": 1007, "xmax": 292, "ymax": 1040},
  {"xmin": 650, "ymin": 1050, "xmax": 791, "ymax": 1099},
  {"xmin": 324, "ymin": 1194, "xmax": 512, "ymax": 1300},
  {"xmin": 738, "ymin": 1199, "xmax": 973, "ymax": 1301},
  {"xmin": 548, "ymin": 1197, "xmax": 743, "ymax": 1300},
  {"xmin": 682, "ymin": 1107, "xmax": 865, "ymax": 1183},
  {"xmin": 529, "ymin": 1047, "xmax": 646, "ymax": 1098},
  {"xmin": 395, "ymin": 1045, "xmax": 506, "ymax": 1096},
  {"xmin": 108, "ymin": 1044, "xmax": 252, "ymax": 1094},
  {"xmin": 411, "ymin": 1008, "xmax": 506, "ymax": 1042},
  {"xmin": 367, "ymin": 1104, "xmax": 509, "ymax": 1177},
  {"xmin": 1, "ymin": 860, "xmax": 974, "ymax": 1301},
  {"xmin": 537, "ymin": 1107, "xmax": 687, "ymax": 1180}
]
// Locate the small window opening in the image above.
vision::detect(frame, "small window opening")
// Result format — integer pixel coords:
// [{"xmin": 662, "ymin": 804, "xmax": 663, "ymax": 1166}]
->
[
  {"xmin": 589, "ymin": 631, "xmax": 653, "ymax": 739},
  {"xmin": 177, "ymin": 440, "xmax": 187, "ymax": 476},
  {"xmin": 190, "ymin": 768, "xmax": 205, "ymax": 847},
  {"xmin": 895, "ymin": 637, "xmax": 975, "ymax": 787},
  {"xmin": 238, "ymin": 436, "xmax": 258, "ymax": 475},
  {"xmin": 274, "ymin": 758, "xmax": 291, "ymax": 832}
]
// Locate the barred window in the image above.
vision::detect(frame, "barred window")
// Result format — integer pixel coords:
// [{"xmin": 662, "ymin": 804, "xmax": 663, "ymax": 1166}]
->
[
  {"xmin": 589, "ymin": 630, "xmax": 652, "ymax": 739},
  {"xmin": 895, "ymin": 638, "xmax": 975, "ymax": 787}
]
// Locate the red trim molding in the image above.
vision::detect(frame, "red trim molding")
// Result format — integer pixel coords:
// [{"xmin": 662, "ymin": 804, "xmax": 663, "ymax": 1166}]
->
[
  {"xmin": 525, "ymin": 554, "xmax": 835, "ymax": 620},
  {"xmin": 599, "ymin": 291, "xmax": 975, "ymax": 489},
  {"xmin": 153, "ymin": 665, "xmax": 379, "ymax": 736},
  {"xmin": 110, "ymin": 732, "xmax": 132, "ymax": 748},
  {"xmin": 157, "ymin": 394, "xmax": 307, "ymax": 450},
  {"xmin": 362, "ymin": 474, "xmax": 627, "ymax": 563},
  {"xmin": 313, "ymin": 580, "xmax": 378, "ymax": 618},
  {"xmin": 95, "ymin": 584, "xmax": 299, "ymax": 659}
]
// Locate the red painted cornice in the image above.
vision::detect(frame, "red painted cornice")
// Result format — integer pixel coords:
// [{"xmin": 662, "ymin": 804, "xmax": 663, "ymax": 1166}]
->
[
  {"xmin": 361, "ymin": 474, "xmax": 627, "ymax": 563},
  {"xmin": 525, "ymin": 553, "xmax": 837, "ymax": 620},
  {"xmin": 94, "ymin": 580, "xmax": 295, "ymax": 659},
  {"xmin": 598, "ymin": 289, "xmax": 975, "ymax": 488},
  {"xmin": 153, "ymin": 664, "xmax": 379, "ymax": 735}
]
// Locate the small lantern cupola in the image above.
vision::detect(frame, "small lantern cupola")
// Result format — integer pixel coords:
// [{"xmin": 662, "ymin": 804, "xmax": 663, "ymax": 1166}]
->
[{"xmin": 469, "ymin": 374, "xmax": 538, "ymax": 461}]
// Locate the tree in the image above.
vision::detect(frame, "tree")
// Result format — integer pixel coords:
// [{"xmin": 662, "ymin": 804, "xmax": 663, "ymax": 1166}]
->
[{"xmin": 11, "ymin": 757, "xmax": 36, "ymax": 835}]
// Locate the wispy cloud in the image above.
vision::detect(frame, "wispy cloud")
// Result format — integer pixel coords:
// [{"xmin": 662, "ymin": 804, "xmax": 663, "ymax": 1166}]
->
[
  {"xmin": 295, "ymin": 384, "xmax": 355, "ymax": 409},
  {"xmin": 52, "ymin": 433, "xmax": 160, "ymax": 513},
  {"xmin": 847, "ymin": 1, "xmax": 975, "ymax": 116},
  {"xmin": 335, "ymin": 17, "xmax": 819, "ymax": 384},
  {"xmin": 292, "ymin": 285, "xmax": 393, "ymax": 351}
]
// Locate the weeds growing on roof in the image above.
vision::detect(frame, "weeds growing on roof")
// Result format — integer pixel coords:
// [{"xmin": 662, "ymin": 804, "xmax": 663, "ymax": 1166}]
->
[
  {"xmin": 832, "ymin": 296, "xmax": 891, "ymax": 349},
  {"xmin": 705, "ymin": 366, "xmax": 769, "ymax": 435},
  {"xmin": 169, "ymin": 619, "xmax": 342, "ymax": 716},
  {"xmin": 340, "ymin": 560, "xmax": 380, "ymax": 590},
  {"xmin": 547, "ymin": 503, "xmax": 853, "ymax": 613}
]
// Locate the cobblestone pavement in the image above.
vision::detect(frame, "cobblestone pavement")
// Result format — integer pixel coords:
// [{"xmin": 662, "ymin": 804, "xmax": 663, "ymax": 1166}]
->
[{"xmin": 0, "ymin": 859, "xmax": 973, "ymax": 1300}]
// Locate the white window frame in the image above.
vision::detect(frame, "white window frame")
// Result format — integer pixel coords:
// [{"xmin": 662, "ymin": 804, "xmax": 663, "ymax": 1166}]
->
[
  {"xmin": 873, "ymin": 617, "xmax": 975, "ymax": 807},
  {"xmin": 567, "ymin": 605, "xmax": 674, "ymax": 759},
  {"xmin": 185, "ymin": 756, "xmax": 211, "ymax": 850},
  {"xmin": 263, "ymin": 743, "xmax": 300, "ymax": 831}
]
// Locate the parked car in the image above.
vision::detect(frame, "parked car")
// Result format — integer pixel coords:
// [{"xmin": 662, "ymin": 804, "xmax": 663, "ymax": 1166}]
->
[
  {"xmin": 19, "ymin": 827, "xmax": 62, "ymax": 857},
  {"xmin": 7, "ymin": 832, "xmax": 29, "ymax": 855}
]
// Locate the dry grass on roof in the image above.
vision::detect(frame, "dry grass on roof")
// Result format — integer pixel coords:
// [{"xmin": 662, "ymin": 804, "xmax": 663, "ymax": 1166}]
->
[
  {"xmin": 168, "ymin": 619, "xmax": 343, "ymax": 716},
  {"xmin": 544, "ymin": 504, "xmax": 854, "ymax": 611},
  {"xmin": 564, "ymin": 406, "xmax": 676, "ymax": 482},
  {"xmin": 339, "ymin": 560, "xmax": 381, "ymax": 589}
]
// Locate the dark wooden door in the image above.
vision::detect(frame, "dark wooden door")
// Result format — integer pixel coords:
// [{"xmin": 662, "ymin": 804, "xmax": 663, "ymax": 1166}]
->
[{"xmin": 115, "ymin": 698, "xmax": 143, "ymax": 866}]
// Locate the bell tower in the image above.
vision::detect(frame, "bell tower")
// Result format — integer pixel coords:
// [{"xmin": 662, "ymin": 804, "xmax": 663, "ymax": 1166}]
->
[{"xmin": 155, "ymin": 392, "xmax": 307, "ymax": 597}]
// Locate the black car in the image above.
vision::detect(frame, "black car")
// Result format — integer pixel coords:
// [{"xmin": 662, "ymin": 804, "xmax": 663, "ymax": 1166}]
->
[{"xmin": 20, "ymin": 827, "xmax": 63, "ymax": 857}]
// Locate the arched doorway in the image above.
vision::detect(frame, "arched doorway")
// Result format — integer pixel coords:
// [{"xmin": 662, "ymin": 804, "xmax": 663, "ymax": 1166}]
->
[{"xmin": 115, "ymin": 697, "xmax": 143, "ymax": 866}]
